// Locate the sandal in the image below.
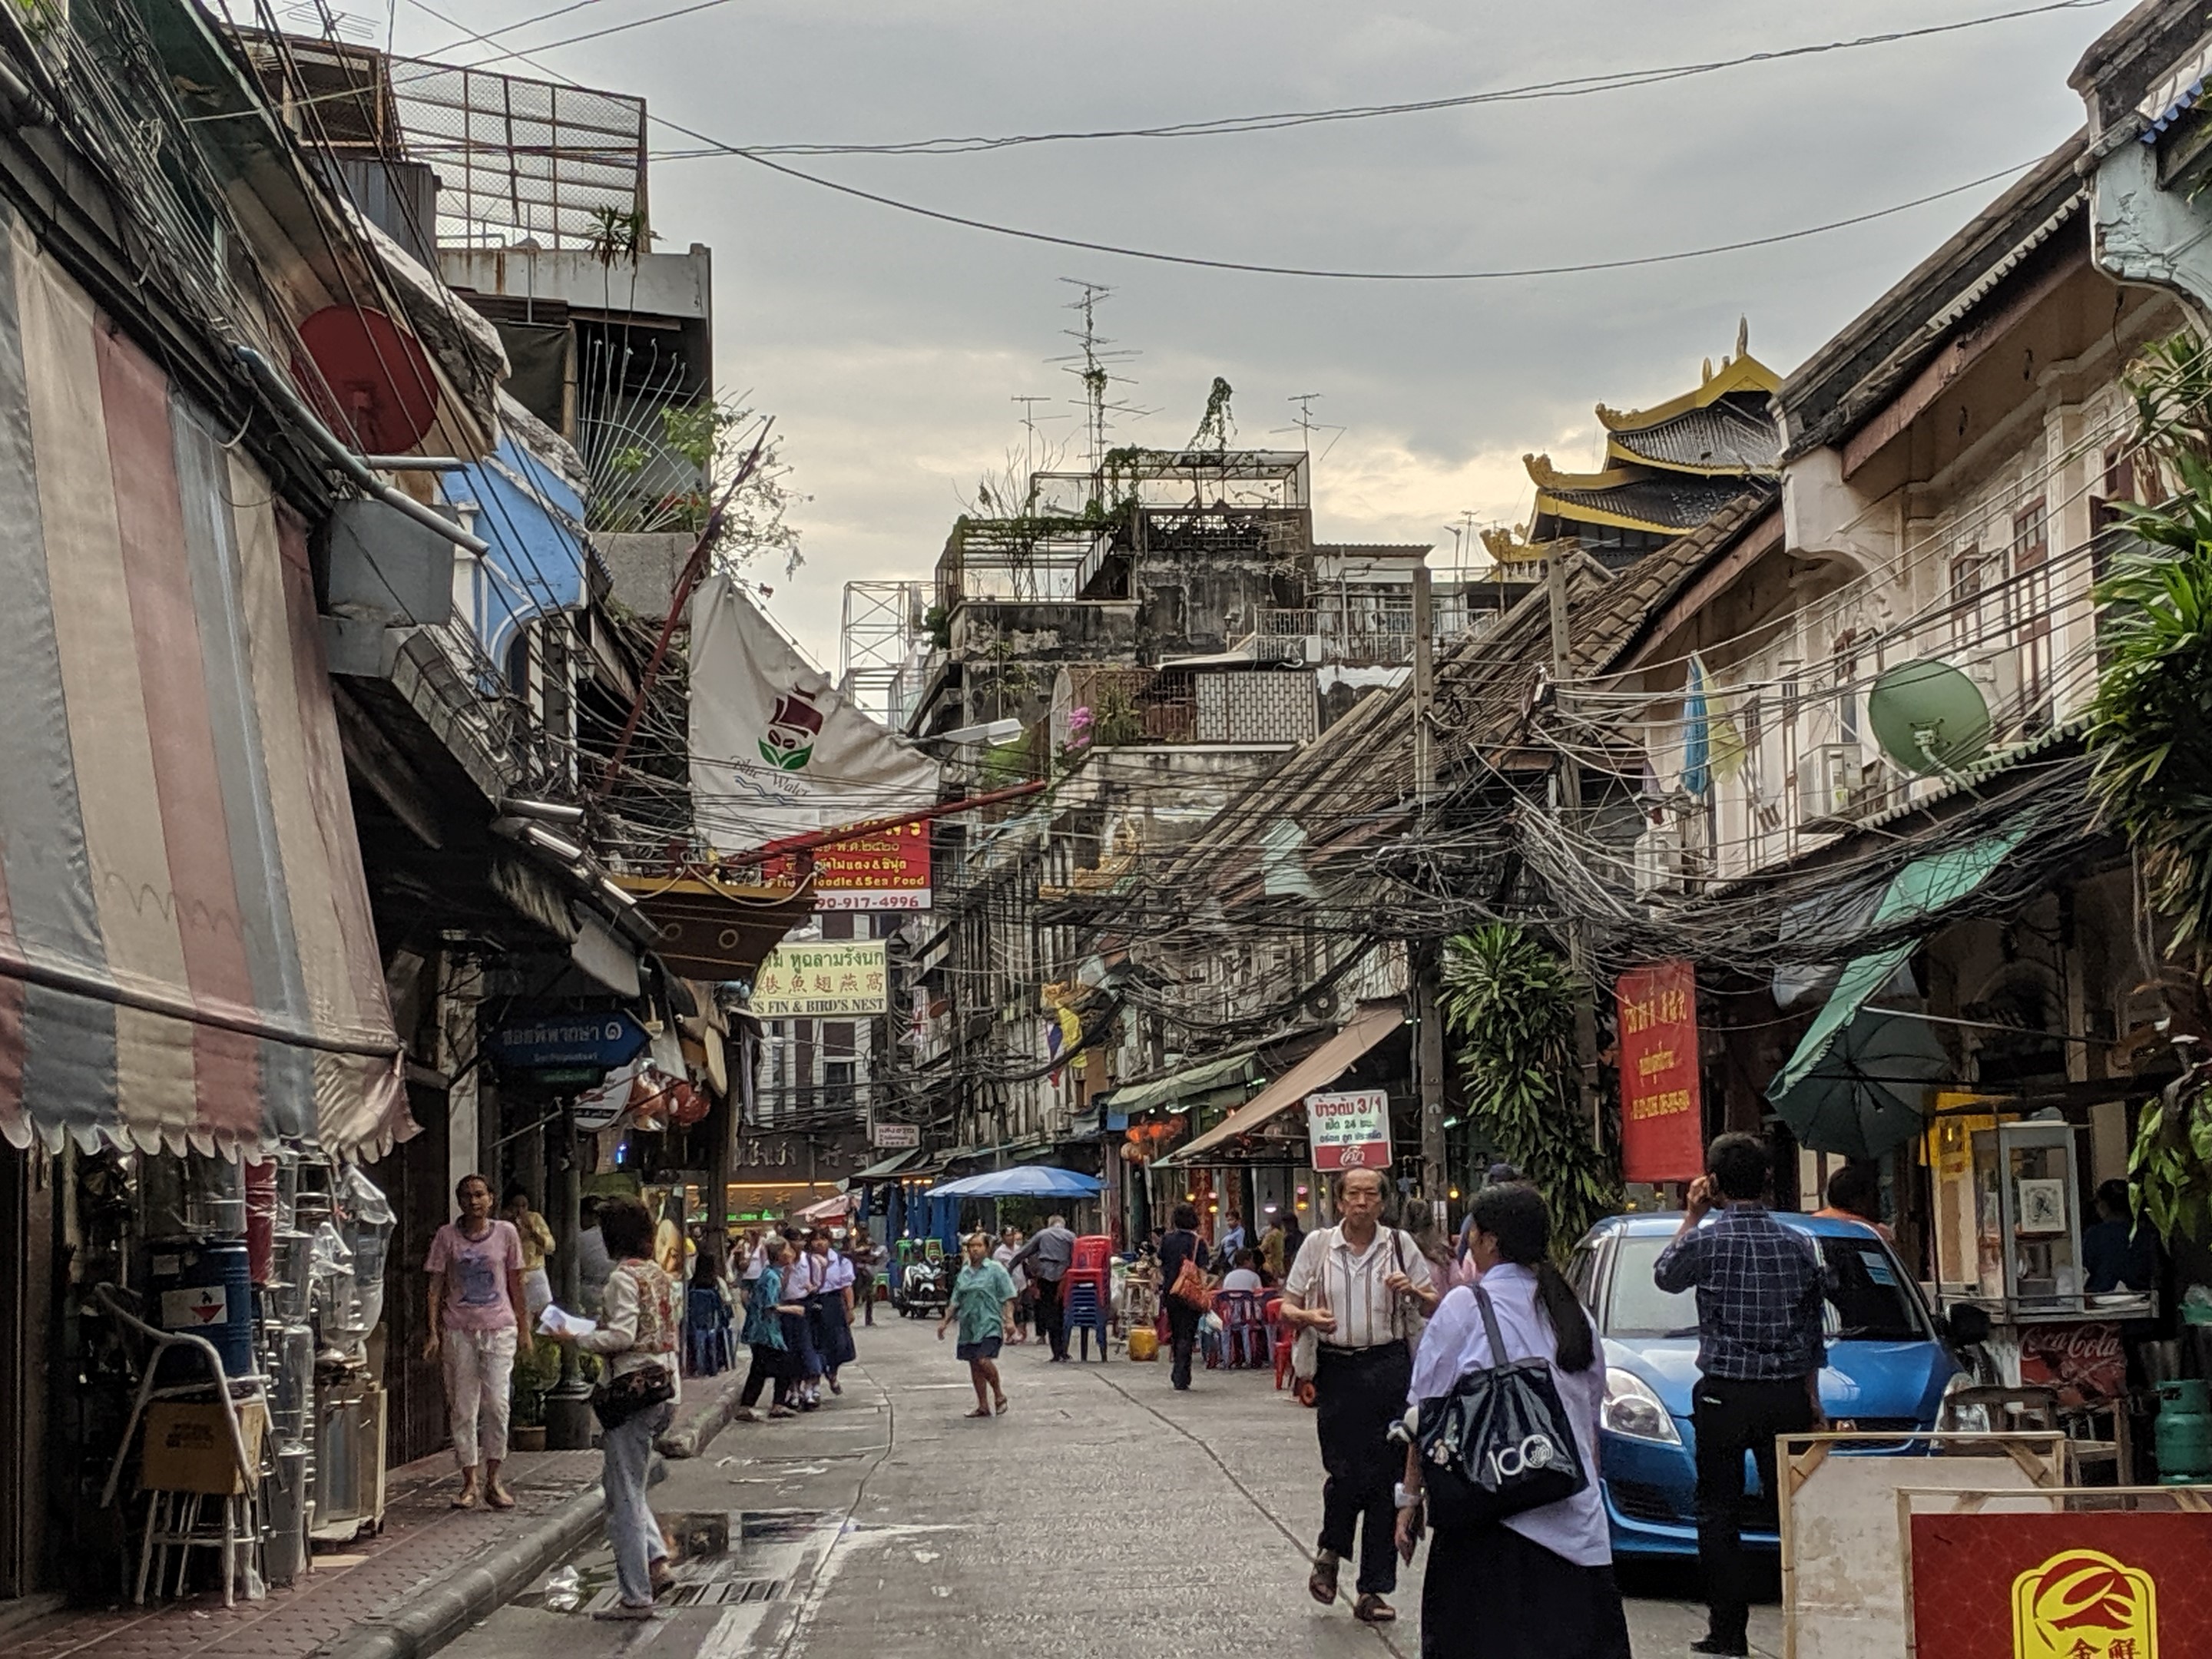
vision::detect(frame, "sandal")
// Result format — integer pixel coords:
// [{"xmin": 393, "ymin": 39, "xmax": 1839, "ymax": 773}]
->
[
  {"xmin": 450, "ymin": 1488, "xmax": 478, "ymax": 1511},
  {"xmin": 485, "ymin": 1485, "xmax": 516, "ymax": 1511},
  {"xmin": 964, "ymin": 1406, "xmax": 995, "ymax": 1418},
  {"xmin": 994, "ymin": 1395, "xmax": 1010, "ymax": 1416},
  {"xmin": 592, "ymin": 1602, "xmax": 657, "ymax": 1623},
  {"xmin": 1353, "ymin": 1594, "xmax": 1396, "ymax": 1624},
  {"xmin": 1307, "ymin": 1551, "xmax": 1339, "ymax": 1606}
]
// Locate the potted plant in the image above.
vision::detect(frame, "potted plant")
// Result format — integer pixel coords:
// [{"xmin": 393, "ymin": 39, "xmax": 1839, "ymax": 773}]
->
[{"xmin": 508, "ymin": 1335, "xmax": 561, "ymax": 1452}]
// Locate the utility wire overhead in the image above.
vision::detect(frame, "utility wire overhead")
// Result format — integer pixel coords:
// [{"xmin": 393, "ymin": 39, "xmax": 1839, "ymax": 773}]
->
[{"xmin": 662, "ymin": 0, "xmax": 2120, "ymax": 157}]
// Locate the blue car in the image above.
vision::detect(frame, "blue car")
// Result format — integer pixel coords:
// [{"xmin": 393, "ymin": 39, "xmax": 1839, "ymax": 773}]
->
[{"xmin": 1571, "ymin": 1211, "xmax": 1959, "ymax": 1559}]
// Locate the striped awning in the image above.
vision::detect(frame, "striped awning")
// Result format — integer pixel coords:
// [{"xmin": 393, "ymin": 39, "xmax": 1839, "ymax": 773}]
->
[{"xmin": 0, "ymin": 208, "xmax": 408, "ymax": 1157}]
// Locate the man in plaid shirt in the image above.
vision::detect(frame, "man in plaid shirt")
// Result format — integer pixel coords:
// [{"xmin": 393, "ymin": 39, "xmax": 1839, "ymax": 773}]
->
[{"xmin": 1654, "ymin": 1132, "xmax": 1827, "ymax": 1658}]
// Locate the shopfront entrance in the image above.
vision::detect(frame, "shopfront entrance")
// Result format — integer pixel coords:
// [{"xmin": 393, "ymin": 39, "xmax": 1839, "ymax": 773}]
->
[{"xmin": 0, "ymin": 1145, "xmax": 52, "ymax": 1599}]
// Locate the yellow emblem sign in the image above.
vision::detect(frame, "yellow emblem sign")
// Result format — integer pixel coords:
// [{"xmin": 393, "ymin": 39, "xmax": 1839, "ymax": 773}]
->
[{"xmin": 2012, "ymin": 1548, "xmax": 2157, "ymax": 1659}]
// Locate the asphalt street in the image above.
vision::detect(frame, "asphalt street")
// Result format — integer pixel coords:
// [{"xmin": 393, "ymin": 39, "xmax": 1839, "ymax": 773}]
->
[{"xmin": 438, "ymin": 1315, "xmax": 1783, "ymax": 1658}]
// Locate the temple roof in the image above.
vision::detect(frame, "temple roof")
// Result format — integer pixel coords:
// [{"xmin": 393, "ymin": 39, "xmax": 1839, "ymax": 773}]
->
[
  {"xmin": 1604, "ymin": 399, "xmax": 1780, "ymax": 475},
  {"xmin": 1535, "ymin": 473, "xmax": 1769, "ymax": 536},
  {"xmin": 1596, "ymin": 344, "xmax": 1781, "ymax": 432}
]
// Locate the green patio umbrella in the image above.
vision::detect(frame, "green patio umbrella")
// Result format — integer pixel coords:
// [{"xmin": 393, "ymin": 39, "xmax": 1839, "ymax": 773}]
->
[{"xmin": 1768, "ymin": 1008, "xmax": 1951, "ymax": 1161}]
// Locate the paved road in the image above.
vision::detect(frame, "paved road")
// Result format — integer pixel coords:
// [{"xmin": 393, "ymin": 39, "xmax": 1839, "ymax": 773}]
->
[{"xmin": 439, "ymin": 1316, "xmax": 1783, "ymax": 1658}]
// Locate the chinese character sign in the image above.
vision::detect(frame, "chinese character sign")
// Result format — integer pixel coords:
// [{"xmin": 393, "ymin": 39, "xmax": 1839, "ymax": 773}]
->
[
  {"xmin": 1616, "ymin": 959, "xmax": 1702, "ymax": 1184},
  {"xmin": 763, "ymin": 822, "xmax": 932, "ymax": 911},
  {"xmin": 1908, "ymin": 1509, "xmax": 2212, "ymax": 1657},
  {"xmin": 1306, "ymin": 1089, "xmax": 1390, "ymax": 1171},
  {"xmin": 750, "ymin": 940, "xmax": 890, "ymax": 1017}
]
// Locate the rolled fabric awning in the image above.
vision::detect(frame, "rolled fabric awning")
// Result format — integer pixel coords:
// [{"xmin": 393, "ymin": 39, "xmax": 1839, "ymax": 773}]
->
[{"xmin": 0, "ymin": 207, "xmax": 407, "ymax": 1158}]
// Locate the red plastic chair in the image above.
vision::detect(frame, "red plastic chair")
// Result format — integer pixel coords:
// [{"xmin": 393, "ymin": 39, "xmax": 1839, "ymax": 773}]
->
[
  {"xmin": 1267, "ymin": 1300, "xmax": 1296, "ymax": 1390},
  {"xmin": 1071, "ymin": 1235, "xmax": 1114, "ymax": 1273},
  {"xmin": 1212, "ymin": 1290, "xmax": 1270, "ymax": 1369}
]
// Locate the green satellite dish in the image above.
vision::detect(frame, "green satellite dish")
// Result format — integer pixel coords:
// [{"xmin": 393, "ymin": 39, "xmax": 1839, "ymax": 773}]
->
[{"xmin": 1866, "ymin": 659, "xmax": 1992, "ymax": 775}]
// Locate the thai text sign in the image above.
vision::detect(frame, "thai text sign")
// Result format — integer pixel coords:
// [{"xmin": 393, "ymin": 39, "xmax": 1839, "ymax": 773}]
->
[
  {"xmin": 870, "ymin": 1120, "xmax": 921, "ymax": 1149},
  {"xmin": 1908, "ymin": 1508, "xmax": 2212, "ymax": 1657},
  {"xmin": 751, "ymin": 940, "xmax": 889, "ymax": 1017},
  {"xmin": 1616, "ymin": 959, "xmax": 1702, "ymax": 1184},
  {"xmin": 1306, "ymin": 1088, "xmax": 1390, "ymax": 1171},
  {"xmin": 764, "ymin": 822, "xmax": 931, "ymax": 911}
]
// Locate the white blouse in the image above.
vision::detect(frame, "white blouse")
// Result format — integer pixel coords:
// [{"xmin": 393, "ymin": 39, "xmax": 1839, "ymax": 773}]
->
[{"xmin": 1405, "ymin": 1263, "xmax": 1610, "ymax": 1568}]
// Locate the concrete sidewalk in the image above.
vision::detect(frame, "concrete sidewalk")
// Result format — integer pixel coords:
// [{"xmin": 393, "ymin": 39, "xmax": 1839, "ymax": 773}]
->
[{"xmin": 0, "ymin": 1369, "xmax": 749, "ymax": 1659}]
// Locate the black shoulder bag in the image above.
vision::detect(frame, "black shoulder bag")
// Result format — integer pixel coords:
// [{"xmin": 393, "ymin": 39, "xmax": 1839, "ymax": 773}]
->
[{"xmin": 1413, "ymin": 1283, "xmax": 1588, "ymax": 1532}]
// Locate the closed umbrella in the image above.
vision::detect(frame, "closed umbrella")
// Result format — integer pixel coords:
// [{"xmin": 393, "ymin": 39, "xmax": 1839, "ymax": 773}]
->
[{"xmin": 1768, "ymin": 1009, "xmax": 1950, "ymax": 1161}]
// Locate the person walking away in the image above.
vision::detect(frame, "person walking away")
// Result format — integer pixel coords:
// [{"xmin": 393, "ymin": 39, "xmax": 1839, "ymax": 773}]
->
[
  {"xmin": 576, "ymin": 1196, "xmax": 613, "ymax": 1317},
  {"xmin": 423, "ymin": 1174, "xmax": 528, "ymax": 1511},
  {"xmin": 847, "ymin": 1226, "xmax": 880, "ymax": 1326},
  {"xmin": 1008, "ymin": 1213, "xmax": 1077, "ymax": 1363},
  {"xmin": 1280, "ymin": 1212, "xmax": 1305, "ymax": 1272},
  {"xmin": 687, "ymin": 1247, "xmax": 735, "ymax": 1377},
  {"xmin": 939, "ymin": 1232, "xmax": 1015, "ymax": 1417},
  {"xmin": 1279, "ymin": 1166, "xmax": 1439, "ymax": 1624},
  {"xmin": 735, "ymin": 1237, "xmax": 803, "ymax": 1422},
  {"xmin": 1396, "ymin": 1184, "xmax": 1630, "ymax": 1659},
  {"xmin": 503, "ymin": 1185, "xmax": 558, "ymax": 1318},
  {"xmin": 1157, "ymin": 1204, "xmax": 1211, "ymax": 1390},
  {"xmin": 548, "ymin": 1197, "xmax": 680, "ymax": 1621},
  {"xmin": 811, "ymin": 1233, "xmax": 858, "ymax": 1393},
  {"xmin": 1654, "ymin": 1133, "xmax": 1828, "ymax": 1658},
  {"xmin": 1810, "ymin": 1163, "xmax": 1895, "ymax": 1243},
  {"xmin": 994, "ymin": 1229, "xmax": 1035, "ymax": 1343},
  {"xmin": 781, "ymin": 1230, "xmax": 826, "ymax": 1409}
]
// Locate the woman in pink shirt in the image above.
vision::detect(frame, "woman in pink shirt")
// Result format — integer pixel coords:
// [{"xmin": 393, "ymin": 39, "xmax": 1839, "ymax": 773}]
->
[{"xmin": 423, "ymin": 1174, "xmax": 528, "ymax": 1510}]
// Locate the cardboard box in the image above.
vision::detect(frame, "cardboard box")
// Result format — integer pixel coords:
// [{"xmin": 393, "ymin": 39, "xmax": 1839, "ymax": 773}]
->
[{"xmin": 142, "ymin": 1401, "xmax": 266, "ymax": 1495}]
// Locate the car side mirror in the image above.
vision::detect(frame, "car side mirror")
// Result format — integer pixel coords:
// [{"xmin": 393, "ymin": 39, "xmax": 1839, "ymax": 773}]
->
[{"xmin": 1943, "ymin": 1303, "xmax": 1991, "ymax": 1347}]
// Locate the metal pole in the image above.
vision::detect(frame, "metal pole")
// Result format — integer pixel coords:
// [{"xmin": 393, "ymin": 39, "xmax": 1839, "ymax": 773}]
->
[
  {"xmin": 1412, "ymin": 565, "xmax": 1448, "ymax": 1222},
  {"xmin": 1545, "ymin": 553, "xmax": 1604, "ymax": 1145},
  {"xmin": 544, "ymin": 1104, "xmax": 594, "ymax": 1450}
]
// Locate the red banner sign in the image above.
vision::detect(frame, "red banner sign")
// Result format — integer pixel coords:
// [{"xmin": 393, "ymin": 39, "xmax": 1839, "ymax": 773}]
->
[
  {"xmin": 2019, "ymin": 1323, "xmax": 2128, "ymax": 1405},
  {"xmin": 763, "ymin": 822, "xmax": 930, "ymax": 910},
  {"xmin": 1616, "ymin": 959, "xmax": 1702, "ymax": 1184},
  {"xmin": 1909, "ymin": 1509, "xmax": 2212, "ymax": 1657}
]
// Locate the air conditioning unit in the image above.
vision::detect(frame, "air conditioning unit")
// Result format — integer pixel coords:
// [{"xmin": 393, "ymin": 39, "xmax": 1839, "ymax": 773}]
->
[
  {"xmin": 1634, "ymin": 830, "xmax": 1685, "ymax": 895},
  {"xmin": 1796, "ymin": 743, "xmax": 1859, "ymax": 827}
]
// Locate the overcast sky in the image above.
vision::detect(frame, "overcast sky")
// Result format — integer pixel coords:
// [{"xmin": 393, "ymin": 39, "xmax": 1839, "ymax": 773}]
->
[{"xmin": 386, "ymin": 0, "xmax": 2120, "ymax": 668}]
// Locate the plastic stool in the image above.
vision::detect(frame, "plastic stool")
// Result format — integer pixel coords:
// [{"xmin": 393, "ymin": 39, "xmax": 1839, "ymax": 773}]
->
[{"xmin": 1062, "ymin": 1278, "xmax": 1111, "ymax": 1361}]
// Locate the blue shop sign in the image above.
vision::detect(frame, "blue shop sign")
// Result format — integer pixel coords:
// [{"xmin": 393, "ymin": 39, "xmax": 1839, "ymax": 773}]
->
[{"xmin": 491, "ymin": 1012, "xmax": 650, "ymax": 1071}]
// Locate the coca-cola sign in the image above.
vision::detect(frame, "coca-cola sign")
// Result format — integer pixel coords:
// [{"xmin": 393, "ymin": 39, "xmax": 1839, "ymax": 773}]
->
[{"xmin": 2017, "ymin": 1321, "xmax": 2125, "ymax": 1403}]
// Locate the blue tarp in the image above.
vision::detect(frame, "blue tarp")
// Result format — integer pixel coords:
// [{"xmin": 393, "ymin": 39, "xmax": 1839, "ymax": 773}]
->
[{"xmin": 444, "ymin": 433, "xmax": 587, "ymax": 664}]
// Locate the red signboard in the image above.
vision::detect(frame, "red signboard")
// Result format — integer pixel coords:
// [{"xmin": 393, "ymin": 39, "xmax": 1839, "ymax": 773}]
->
[
  {"xmin": 2019, "ymin": 1323, "xmax": 2128, "ymax": 1405},
  {"xmin": 1616, "ymin": 959, "xmax": 1702, "ymax": 1184},
  {"xmin": 763, "ymin": 822, "xmax": 930, "ymax": 910},
  {"xmin": 1909, "ymin": 1509, "xmax": 2212, "ymax": 1657}
]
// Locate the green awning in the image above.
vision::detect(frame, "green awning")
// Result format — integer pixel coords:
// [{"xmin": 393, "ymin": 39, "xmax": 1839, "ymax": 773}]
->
[
  {"xmin": 1769, "ymin": 825, "xmax": 2030, "ymax": 1101},
  {"xmin": 1101, "ymin": 1051, "xmax": 1261, "ymax": 1116},
  {"xmin": 851, "ymin": 1147, "xmax": 925, "ymax": 1181}
]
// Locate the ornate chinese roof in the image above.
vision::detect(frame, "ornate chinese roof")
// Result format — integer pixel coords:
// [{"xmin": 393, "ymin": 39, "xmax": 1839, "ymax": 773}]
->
[
  {"xmin": 1534, "ymin": 472, "xmax": 1766, "ymax": 537},
  {"xmin": 1604, "ymin": 399, "xmax": 1780, "ymax": 475}
]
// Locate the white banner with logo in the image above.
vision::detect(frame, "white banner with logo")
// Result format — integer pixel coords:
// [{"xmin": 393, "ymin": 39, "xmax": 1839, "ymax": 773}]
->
[{"xmin": 688, "ymin": 574, "xmax": 941, "ymax": 852}]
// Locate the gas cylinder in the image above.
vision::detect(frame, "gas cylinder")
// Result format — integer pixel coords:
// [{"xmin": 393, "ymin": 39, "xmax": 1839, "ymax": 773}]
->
[{"xmin": 2154, "ymin": 1379, "xmax": 2212, "ymax": 1485}]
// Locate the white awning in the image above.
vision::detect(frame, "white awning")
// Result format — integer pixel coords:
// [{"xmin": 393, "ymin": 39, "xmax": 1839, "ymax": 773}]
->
[{"xmin": 1161, "ymin": 1003, "xmax": 1404, "ymax": 1166}]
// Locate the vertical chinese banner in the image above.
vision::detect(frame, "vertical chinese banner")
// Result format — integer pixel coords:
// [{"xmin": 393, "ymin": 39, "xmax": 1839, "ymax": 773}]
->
[{"xmin": 1615, "ymin": 959, "xmax": 1703, "ymax": 1184}]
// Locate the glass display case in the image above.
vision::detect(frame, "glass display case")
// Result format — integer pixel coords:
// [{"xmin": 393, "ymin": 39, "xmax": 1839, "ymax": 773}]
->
[{"xmin": 1991, "ymin": 1121, "xmax": 2083, "ymax": 1317}]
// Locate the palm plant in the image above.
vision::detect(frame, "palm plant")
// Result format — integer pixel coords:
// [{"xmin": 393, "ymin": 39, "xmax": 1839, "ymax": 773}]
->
[
  {"xmin": 1435, "ymin": 925, "xmax": 1618, "ymax": 1252},
  {"xmin": 2088, "ymin": 332, "xmax": 2212, "ymax": 1240}
]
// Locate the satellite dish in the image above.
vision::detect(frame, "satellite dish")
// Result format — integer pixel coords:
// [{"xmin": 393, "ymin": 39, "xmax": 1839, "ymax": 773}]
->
[
  {"xmin": 1866, "ymin": 659, "xmax": 1992, "ymax": 775},
  {"xmin": 295, "ymin": 305, "xmax": 437, "ymax": 455}
]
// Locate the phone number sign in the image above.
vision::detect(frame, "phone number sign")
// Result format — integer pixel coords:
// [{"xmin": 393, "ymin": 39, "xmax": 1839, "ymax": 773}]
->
[{"xmin": 1306, "ymin": 1089, "xmax": 1390, "ymax": 1171}]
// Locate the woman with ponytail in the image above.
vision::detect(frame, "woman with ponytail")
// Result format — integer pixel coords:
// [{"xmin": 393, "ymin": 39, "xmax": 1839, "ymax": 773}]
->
[{"xmin": 1395, "ymin": 1183, "xmax": 1628, "ymax": 1659}]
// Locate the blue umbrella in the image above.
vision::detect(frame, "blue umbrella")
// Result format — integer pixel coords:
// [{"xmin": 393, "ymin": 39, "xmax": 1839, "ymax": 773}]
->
[{"xmin": 926, "ymin": 1166, "xmax": 1103, "ymax": 1200}]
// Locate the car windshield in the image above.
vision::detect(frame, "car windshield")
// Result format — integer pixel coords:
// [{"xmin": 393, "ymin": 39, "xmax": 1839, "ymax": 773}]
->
[{"xmin": 1603, "ymin": 1232, "xmax": 1927, "ymax": 1342}]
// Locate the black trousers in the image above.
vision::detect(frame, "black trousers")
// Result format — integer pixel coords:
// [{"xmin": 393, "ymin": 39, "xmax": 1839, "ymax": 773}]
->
[
  {"xmin": 1034, "ymin": 1274, "xmax": 1067, "ymax": 1359},
  {"xmin": 739, "ymin": 1343, "xmax": 790, "ymax": 1409},
  {"xmin": 1165, "ymin": 1300, "xmax": 1202, "ymax": 1389},
  {"xmin": 1691, "ymin": 1374, "xmax": 1820, "ymax": 1647},
  {"xmin": 1313, "ymin": 1340, "xmax": 1412, "ymax": 1597}
]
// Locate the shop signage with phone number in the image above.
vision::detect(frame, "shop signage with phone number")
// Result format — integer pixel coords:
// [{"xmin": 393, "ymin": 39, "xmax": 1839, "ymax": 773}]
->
[{"xmin": 1306, "ymin": 1088, "xmax": 1390, "ymax": 1171}]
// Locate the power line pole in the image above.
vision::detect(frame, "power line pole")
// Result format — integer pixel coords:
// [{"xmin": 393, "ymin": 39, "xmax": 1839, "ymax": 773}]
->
[
  {"xmin": 1413, "ymin": 561, "xmax": 1449, "ymax": 1225},
  {"xmin": 1545, "ymin": 550, "xmax": 1604, "ymax": 1145}
]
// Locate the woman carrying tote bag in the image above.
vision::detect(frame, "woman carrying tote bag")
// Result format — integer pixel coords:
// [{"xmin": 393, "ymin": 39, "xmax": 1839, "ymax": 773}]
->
[
  {"xmin": 1394, "ymin": 1183, "xmax": 1628, "ymax": 1659},
  {"xmin": 549, "ymin": 1197, "xmax": 681, "ymax": 1621}
]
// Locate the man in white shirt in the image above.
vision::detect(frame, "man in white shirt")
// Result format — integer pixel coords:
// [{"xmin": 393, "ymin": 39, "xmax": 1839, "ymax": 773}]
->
[
  {"xmin": 1278, "ymin": 1167, "xmax": 1439, "ymax": 1627},
  {"xmin": 1220, "ymin": 1250, "xmax": 1264, "ymax": 1293}
]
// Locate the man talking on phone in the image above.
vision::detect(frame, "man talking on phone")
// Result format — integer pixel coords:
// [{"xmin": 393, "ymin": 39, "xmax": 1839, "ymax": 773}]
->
[{"xmin": 1653, "ymin": 1133, "xmax": 1827, "ymax": 1658}]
